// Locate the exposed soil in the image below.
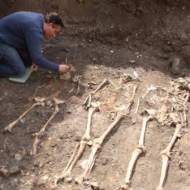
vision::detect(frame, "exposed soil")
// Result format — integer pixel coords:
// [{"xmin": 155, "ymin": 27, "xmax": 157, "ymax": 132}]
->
[{"xmin": 0, "ymin": 1, "xmax": 190, "ymax": 190}]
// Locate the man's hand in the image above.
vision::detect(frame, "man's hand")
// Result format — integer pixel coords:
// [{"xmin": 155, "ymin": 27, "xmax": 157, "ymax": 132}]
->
[{"xmin": 59, "ymin": 64, "xmax": 70, "ymax": 73}]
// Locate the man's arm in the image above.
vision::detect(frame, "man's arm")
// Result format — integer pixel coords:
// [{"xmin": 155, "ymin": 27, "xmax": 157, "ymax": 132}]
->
[{"xmin": 24, "ymin": 25, "xmax": 59, "ymax": 71}]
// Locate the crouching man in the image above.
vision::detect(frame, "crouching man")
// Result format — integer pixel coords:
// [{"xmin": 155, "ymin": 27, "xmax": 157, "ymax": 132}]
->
[{"xmin": 0, "ymin": 11, "xmax": 70, "ymax": 78}]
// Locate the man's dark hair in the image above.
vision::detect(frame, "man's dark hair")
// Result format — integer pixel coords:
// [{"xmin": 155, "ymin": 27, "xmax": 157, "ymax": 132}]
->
[{"xmin": 45, "ymin": 12, "xmax": 64, "ymax": 28}]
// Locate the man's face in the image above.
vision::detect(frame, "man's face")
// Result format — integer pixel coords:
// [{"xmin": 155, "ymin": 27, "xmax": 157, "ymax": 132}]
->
[{"xmin": 44, "ymin": 23, "xmax": 62, "ymax": 39}]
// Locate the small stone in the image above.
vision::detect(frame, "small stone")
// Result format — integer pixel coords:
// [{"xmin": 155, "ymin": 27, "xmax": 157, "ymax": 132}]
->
[
  {"xmin": 10, "ymin": 178, "xmax": 19, "ymax": 186},
  {"xmin": 170, "ymin": 57, "xmax": 187, "ymax": 75},
  {"xmin": 37, "ymin": 175, "xmax": 49, "ymax": 186},
  {"xmin": 20, "ymin": 118, "xmax": 26, "ymax": 124},
  {"xmin": 129, "ymin": 60, "xmax": 136, "ymax": 64},
  {"xmin": 84, "ymin": 181, "xmax": 100, "ymax": 190},
  {"xmin": 92, "ymin": 57, "xmax": 97, "ymax": 63},
  {"xmin": 178, "ymin": 150, "xmax": 183, "ymax": 156},
  {"xmin": 125, "ymin": 37, "xmax": 129, "ymax": 42},
  {"xmin": 65, "ymin": 176, "xmax": 73, "ymax": 183},
  {"xmin": 69, "ymin": 95, "xmax": 81, "ymax": 104},
  {"xmin": 0, "ymin": 184, "xmax": 5, "ymax": 190},
  {"xmin": 0, "ymin": 166, "xmax": 9, "ymax": 177},
  {"xmin": 4, "ymin": 92, "xmax": 8, "ymax": 96},
  {"xmin": 60, "ymin": 72, "xmax": 72, "ymax": 80},
  {"xmin": 31, "ymin": 119, "xmax": 36, "ymax": 123},
  {"xmin": 74, "ymin": 135, "xmax": 81, "ymax": 142},
  {"xmin": 170, "ymin": 57, "xmax": 181, "ymax": 75},
  {"xmin": 179, "ymin": 161, "xmax": 186, "ymax": 170},
  {"xmin": 90, "ymin": 181, "xmax": 99, "ymax": 190},
  {"xmin": 9, "ymin": 165, "xmax": 20, "ymax": 175},
  {"xmin": 102, "ymin": 158, "xmax": 109, "ymax": 166},
  {"xmin": 14, "ymin": 153, "xmax": 23, "ymax": 161},
  {"xmin": 33, "ymin": 160, "xmax": 44, "ymax": 168}
]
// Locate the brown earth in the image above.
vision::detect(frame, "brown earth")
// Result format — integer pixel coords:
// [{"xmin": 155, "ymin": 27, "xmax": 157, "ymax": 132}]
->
[{"xmin": 0, "ymin": 1, "xmax": 190, "ymax": 190}]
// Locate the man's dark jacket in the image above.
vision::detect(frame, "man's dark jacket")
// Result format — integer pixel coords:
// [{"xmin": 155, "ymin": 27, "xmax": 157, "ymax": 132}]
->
[{"xmin": 0, "ymin": 11, "xmax": 59, "ymax": 71}]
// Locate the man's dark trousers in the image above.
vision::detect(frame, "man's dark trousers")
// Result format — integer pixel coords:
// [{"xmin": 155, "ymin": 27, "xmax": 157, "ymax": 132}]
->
[{"xmin": 0, "ymin": 41, "xmax": 26, "ymax": 77}]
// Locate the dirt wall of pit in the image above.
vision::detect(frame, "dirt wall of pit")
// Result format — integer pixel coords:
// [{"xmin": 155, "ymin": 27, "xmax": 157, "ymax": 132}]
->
[{"xmin": 1, "ymin": 0, "xmax": 190, "ymax": 63}]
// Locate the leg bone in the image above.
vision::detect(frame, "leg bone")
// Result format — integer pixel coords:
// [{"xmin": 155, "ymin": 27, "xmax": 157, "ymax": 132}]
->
[
  {"xmin": 124, "ymin": 114, "xmax": 152, "ymax": 186},
  {"xmin": 4, "ymin": 102, "xmax": 41, "ymax": 133},
  {"xmin": 156, "ymin": 123, "xmax": 182, "ymax": 190},
  {"xmin": 76, "ymin": 85, "xmax": 137, "ymax": 184},
  {"xmin": 31, "ymin": 99, "xmax": 62, "ymax": 155},
  {"xmin": 3, "ymin": 93, "xmax": 60, "ymax": 133},
  {"xmin": 55, "ymin": 103, "xmax": 99, "ymax": 183},
  {"xmin": 75, "ymin": 112, "xmax": 124, "ymax": 184}
]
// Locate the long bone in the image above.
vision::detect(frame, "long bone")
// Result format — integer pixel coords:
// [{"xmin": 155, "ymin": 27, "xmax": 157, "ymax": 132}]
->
[
  {"xmin": 31, "ymin": 98, "xmax": 64, "ymax": 155},
  {"xmin": 4, "ymin": 97, "xmax": 46, "ymax": 133},
  {"xmin": 122, "ymin": 109, "xmax": 156, "ymax": 189},
  {"xmin": 156, "ymin": 113, "xmax": 184, "ymax": 190},
  {"xmin": 75, "ymin": 86, "xmax": 137, "ymax": 184},
  {"xmin": 4, "ymin": 91, "xmax": 60, "ymax": 133},
  {"xmin": 83, "ymin": 79, "xmax": 110, "ymax": 109},
  {"xmin": 56, "ymin": 102, "xmax": 100, "ymax": 183},
  {"xmin": 75, "ymin": 112, "xmax": 124, "ymax": 185}
]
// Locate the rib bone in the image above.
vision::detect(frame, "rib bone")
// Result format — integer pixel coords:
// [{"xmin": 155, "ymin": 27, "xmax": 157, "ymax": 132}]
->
[{"xmin": 55, "ymin": 102, "xmax": 99, "ymax": 183}]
